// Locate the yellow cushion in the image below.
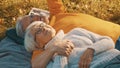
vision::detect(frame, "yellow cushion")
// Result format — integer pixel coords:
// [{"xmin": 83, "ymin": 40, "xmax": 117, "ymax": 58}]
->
[{"xmin": 51, "ymin": 13, "xmax": 120, "ymax": 43}]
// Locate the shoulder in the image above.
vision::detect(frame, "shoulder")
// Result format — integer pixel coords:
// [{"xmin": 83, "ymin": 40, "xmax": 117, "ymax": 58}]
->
[
  {"xmin": 0, "ymin": 37, "xmax": 14, "ymax": 45},
  {"xmin": 67, "ymin": 28, "xmax": 90, "ymax": 36},
  {"xmin": 0, "ymin": 37, "xmax": 17, "ymax": 48},
  {"xmin": 70, "ymin": 28, "xmax": 89, "ymax": 32},
  {"xmin": 0, "ymin": 37, "xmax": 25, "ymax": 52}
]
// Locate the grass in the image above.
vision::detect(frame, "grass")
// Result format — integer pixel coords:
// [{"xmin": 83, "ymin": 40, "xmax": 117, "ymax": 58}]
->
[{"xmin": 0, "ymin": 0, "xmax": 120, "ymax": 40}]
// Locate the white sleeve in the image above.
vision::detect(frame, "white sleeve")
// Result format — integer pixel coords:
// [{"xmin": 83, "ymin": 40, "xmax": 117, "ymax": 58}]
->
[{"xmin": 69, "ymin": 28, "xmax": 115, "ymax": 55}]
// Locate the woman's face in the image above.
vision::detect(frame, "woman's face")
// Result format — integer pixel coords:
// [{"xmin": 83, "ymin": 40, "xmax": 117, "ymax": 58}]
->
[{"xmin": 32, "ymin": 23, "xmax": 56, "ymax": 49}]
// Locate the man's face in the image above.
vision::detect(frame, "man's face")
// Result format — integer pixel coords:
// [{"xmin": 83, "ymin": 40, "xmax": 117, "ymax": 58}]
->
[
  {"xmin": 20, "ymin": 15, "xmax": 49, "ymax": 32},
  {"xmin": 31, "ymin": 23, "xmax": 56, "ymax": 49}
]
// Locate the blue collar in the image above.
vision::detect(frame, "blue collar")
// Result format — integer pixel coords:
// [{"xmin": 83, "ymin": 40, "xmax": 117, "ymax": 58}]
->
[{"xmin": 6, "ymin": 28, "xmax": 24, "ymax": 45}]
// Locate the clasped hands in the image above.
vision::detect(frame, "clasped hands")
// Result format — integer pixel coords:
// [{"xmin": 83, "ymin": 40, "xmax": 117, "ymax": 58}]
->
[
  {"xmin": 49, "ymin": 39, "xmax": 74, "ymax": 56},
  {"xmin": 47, "ymin": 39, "xmax": 94, "ymax": 68}
]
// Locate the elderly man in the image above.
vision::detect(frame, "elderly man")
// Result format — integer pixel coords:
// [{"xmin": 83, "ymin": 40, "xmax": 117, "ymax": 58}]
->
[
  {"xmin": 6, "ymin": 15, "xmax": 46, "ymax": 44},
  {"xmin": 0, "ymin": 15, "xmax": 43, "ymax": 68},
  {"xmin": 0, "ymin": 14, "xmax": 73, "ymax": 68}
]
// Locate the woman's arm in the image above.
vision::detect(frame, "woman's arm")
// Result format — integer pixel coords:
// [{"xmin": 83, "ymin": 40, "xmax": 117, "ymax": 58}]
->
[
  {"xmin": 32, "ymin": 48, "xmax": 55, "ymax": 68},
  {"xmin": 32, "ymin": 40, "xmax": 73, "ymax": 68},
  {"xmin": 70, "ymin": 28, "xmax": 115, "ymax": 54},
  {"xmin": 70, "ymin": 28, "xmax": 114, "ymax": 68},
  {"xmin": 47, "ymin": 0, "xmax": 66, "ymax": 16}
]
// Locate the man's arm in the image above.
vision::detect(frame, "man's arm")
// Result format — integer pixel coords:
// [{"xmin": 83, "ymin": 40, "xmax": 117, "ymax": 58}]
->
[
  {"xmin": 79, "ymin": 48, "xmax": 94, "ymax": 68},
  {"xmin": 47, "ymin": 0, "xmax": 66, "ymax": 16}
]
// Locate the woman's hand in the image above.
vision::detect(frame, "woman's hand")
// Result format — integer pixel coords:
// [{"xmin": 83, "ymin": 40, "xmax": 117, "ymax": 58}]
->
[
  {"xmin": 50, "ymin": 40, "xmax": 74, "ymax": 56},
  {"xmin": 79, "ymin": 48, "xmax": 94, "ymax": 68}
]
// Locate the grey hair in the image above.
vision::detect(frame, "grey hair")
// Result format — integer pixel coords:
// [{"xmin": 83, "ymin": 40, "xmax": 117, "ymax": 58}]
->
[
  {"xmin": 24, "ymin": 21, "xmax": 44, "ymax": 52},
  {"xmin": 16, "ymin": 15, "xmax": 29, "ymax": 38},
  {"xmin": 16, "ymin": 17, "xmax": 24, "ymax": 38}
]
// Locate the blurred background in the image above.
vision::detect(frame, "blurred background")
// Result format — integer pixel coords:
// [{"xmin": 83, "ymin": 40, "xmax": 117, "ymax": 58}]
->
[{"xmin": 0, "ymin": 0, "xmax": 120, "ymax": 40}]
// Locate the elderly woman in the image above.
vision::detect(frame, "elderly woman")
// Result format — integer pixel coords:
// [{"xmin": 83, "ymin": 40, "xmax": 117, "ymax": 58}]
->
[
  {"xmin": 32, "ymin": 1, "xmax": 120, "ymax": 67},
  {"xmin": 24, "ymin": 21, "xmax": 120, "ymax": 68}
]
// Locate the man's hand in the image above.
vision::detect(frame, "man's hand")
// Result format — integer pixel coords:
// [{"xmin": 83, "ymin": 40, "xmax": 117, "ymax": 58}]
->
[
  {"xmin": 79, "ymin": 48, "xmax": 94, "ymax": 68},
  {"xmin": 50, "ymin": 40, "xmax": 74, "ymax": 56}
]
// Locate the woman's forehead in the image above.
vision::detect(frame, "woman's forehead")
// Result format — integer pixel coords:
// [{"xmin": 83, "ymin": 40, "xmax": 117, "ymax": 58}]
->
[
  {"xmin": 33, "ymin": 25, "xmax": 40, "ymax": 29},
  {"xmin": 31, "ymin": 23, "xmax": 46, "ymax": 32},
  {"xmin": 31, "ymin": 23, "xmax": 43, "ymax": 31},
  {"xmin": 30, "ymin": 26, "xmax": 39, "ymax": 35}
]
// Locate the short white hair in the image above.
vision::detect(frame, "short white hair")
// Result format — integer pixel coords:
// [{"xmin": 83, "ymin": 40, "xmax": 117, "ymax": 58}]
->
[
  {"xmin": 24, "ymin": 21, "xmax": 44, "ymax": 52},
  {"xmin": 16, "ymin": 15, "xmax": 28, "ymax": 38}
]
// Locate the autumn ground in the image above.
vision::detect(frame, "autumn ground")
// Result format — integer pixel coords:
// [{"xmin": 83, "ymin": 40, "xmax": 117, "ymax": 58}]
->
[{"xmin": 0, "ymin": 0, "xmax": 120, "ymax": 40}]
